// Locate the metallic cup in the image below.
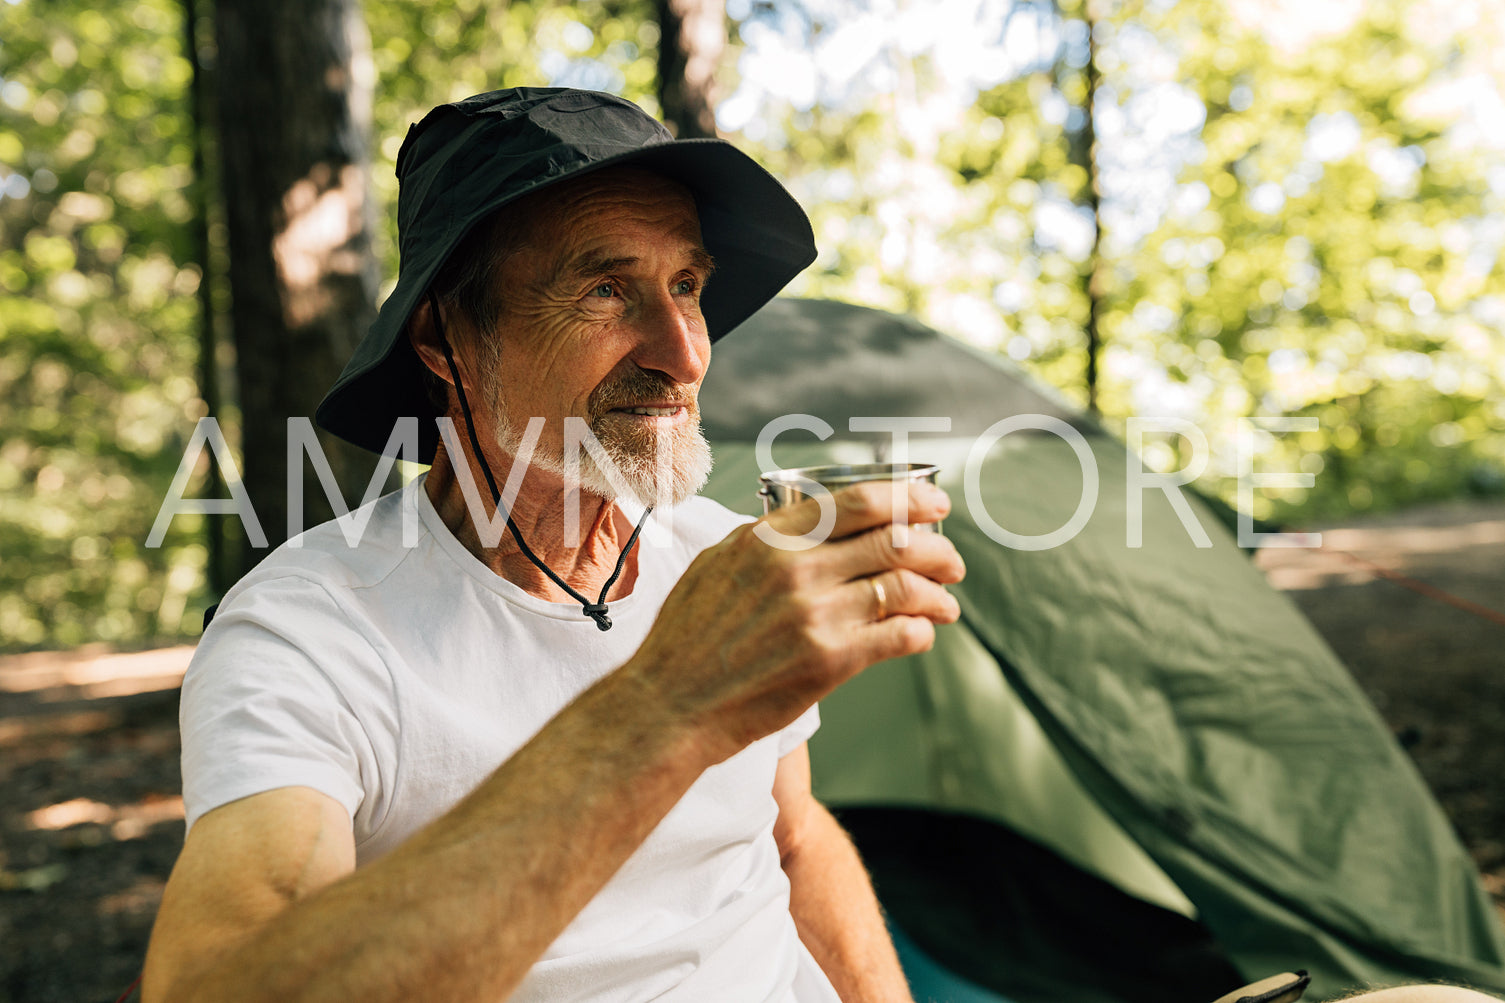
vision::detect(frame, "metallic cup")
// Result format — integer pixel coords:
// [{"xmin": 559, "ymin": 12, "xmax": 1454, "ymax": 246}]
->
[{"xmin": 757, "ymin": 462, "xmax": 943, "ymax": 534}]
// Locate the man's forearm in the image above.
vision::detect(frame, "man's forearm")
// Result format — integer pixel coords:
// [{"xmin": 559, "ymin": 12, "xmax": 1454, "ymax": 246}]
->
[
  {"xmin": 159, "ymin": 669, "xmax": 711, "ymax": 1003},
  {"xmin": 783, "ymin": 804, "xmax": 913, "ymax": 1003}
]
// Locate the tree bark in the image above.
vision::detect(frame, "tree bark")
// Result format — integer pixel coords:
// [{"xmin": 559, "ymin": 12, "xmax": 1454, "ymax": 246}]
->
[
  {"xmin": 182, "ymin": 0, "xmax": 228, "ymax": 593},
  {"xmin": 1081, "ymin": 7, "xmax": 1104, "ymax": 415},
  {"xmin": 656, "ymin": 0, "xmax": 726, "ymax": 139},
  {"xmin": 214, "ymin": 0, "xmax": 381, "ymax": 577},
  {"xmin": 1069, "ymin": 0, "xmax": 1107, "ymax": 415}
]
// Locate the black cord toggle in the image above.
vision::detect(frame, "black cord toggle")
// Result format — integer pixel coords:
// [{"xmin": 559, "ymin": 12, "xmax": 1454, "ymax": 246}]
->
[{"xmin": 582, "ymin": 604, "xmax": 612, "ymax": 631}]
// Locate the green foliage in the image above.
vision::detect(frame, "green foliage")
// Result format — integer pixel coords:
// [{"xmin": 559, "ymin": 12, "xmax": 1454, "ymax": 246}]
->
[
  {"xmin": 362, "ymin": 0, "xmax": 660, "ymax": 294},
  {"xmin": 0, "ymin": 0, "xmax": 207, "ymax": 649},
  {"xmin": 1, "ymin": 0, "xmax": 1502, "ymax": 652},
  {"xmin": 0, "ymin": 0, "xmax": 666, "ymax": 652},
  {"xmin": 1102, "ymin": 0, "xmax": 1505, "ymax": 521},
  {"xmin": 729, "ymin": 0, "xmax": 1505, "ymax": 526}
]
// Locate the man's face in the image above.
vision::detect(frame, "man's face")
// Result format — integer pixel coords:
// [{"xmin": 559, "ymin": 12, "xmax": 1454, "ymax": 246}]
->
[{"xmin": 471, "ymin": 168, "xmax": 715, "ymax": 507}]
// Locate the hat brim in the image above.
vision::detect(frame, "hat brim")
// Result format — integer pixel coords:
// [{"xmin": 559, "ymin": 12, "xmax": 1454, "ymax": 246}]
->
[{"xmin": 315, "ymin": 139, "xmax": 815, "ymax": 461}]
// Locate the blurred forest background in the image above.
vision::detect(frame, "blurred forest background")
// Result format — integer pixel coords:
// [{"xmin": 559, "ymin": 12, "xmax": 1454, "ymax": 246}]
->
[{"xmin": 1, "ymin": 0, "xmax": 1504, "ymax": 654}]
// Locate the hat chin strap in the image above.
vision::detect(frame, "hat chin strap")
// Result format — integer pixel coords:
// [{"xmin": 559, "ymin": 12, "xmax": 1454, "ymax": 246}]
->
[{"xmin": 428, "ymin": 292, "xmax": 648, "ymax": 631}]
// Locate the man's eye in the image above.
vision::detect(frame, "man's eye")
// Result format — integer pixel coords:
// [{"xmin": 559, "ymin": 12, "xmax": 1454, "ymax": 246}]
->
[
  {"xmin": 673, "ymin": 279, "xmax": 696, "ymax": 295},
  {"xmin": 591, "ymin": 283, "xmax": 617, "ymax": 298}
]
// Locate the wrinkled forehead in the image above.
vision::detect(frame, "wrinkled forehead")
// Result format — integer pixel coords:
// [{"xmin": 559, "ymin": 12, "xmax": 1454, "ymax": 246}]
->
[
  {"xmin": 519, "ymin": 166, "xmax": 702, "ymax": 246},
  {"xmin": 506, "ymin": 166, "xmax": 708, "ymax": 283}
]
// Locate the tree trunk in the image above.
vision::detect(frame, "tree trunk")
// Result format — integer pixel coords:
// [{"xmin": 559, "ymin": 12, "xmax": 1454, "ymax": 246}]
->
[
  {"xmin": 1070, "ymin": 0, "xmax": 1107, "ymax": 415},
  {"xmin": 214, "ymin": 0, "xmax": 381, "ymax": 577},
  {"xmin": 1081, "ymin": 6, "xmax": 1104, "ymax": 415},
  {"xmin": 656, "ymin": 0, "xmax": 725, "ymax": 139},
  {"xmin": 182, "ymin": 0, "xmax": 228, "ymax": 593}
]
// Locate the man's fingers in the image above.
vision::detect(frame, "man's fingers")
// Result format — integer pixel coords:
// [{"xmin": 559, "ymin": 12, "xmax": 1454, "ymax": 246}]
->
[
  {"xmin": 762, "ymin": 479, "xmax": 951, "ymax": 543},
  {"xmin": 824, "ymin": 524, "xmax": 965, "ymax": 586},
  {"xmin": 838, "ymin": 575, "xmax": 958, "ymax": 682},
  {"xmin": 829, "ymin": 479, "xmax": 950, "ymax": 539},
  {"xmin": 852, "ymin": 570, "xmax": 960, "ymax": 626},
  {"xmin": 845, "ymin": 614, "xmax": 940, "ymax": 671}
]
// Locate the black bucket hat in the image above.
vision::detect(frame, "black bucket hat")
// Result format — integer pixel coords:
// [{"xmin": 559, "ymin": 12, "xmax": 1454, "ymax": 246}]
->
[{"xmin": 315, "ymin": 87, "xmax": 818, "ymax": 461}]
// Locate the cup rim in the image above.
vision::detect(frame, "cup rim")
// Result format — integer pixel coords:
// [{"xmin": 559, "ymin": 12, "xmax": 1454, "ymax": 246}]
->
[{"xmin": 758, "ymin": 462, "xmax": 940, "ymax": 488}]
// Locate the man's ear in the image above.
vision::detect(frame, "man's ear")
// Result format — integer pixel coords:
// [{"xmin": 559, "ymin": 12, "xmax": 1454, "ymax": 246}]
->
[{"xmin": 407, "ymin": 297, "xmax": 455, "ymax": 385}]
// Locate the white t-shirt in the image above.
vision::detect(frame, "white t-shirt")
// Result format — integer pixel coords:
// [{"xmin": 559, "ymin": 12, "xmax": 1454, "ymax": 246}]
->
[{"xmin": 180, "ymin": 475, "xmax": 836, "ymax": 1003}]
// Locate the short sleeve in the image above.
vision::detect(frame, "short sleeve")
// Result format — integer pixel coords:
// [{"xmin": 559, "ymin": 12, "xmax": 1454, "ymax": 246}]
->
[
  {"xmin": 777, "ymin": 703, "xmax": 821, "ymax": 758},
  {"xmin": 180, "ymin": 576, "xmax": 388, "ymax": 834}
]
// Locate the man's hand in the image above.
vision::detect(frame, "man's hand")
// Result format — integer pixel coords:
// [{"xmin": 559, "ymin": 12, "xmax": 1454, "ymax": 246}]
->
[{"xmin": 624, "ymin": 479, "xmax": 965, "ymax": 764}]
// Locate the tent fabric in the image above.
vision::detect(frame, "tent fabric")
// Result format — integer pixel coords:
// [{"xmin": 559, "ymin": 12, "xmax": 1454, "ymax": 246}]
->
[
  {"xmin": 702, "ymin": 297, "xmax": 1090, "ymax": 444},
  {"xmin": 699, "ymin": 298, "xmax": 1505, "ymax": 1000}
]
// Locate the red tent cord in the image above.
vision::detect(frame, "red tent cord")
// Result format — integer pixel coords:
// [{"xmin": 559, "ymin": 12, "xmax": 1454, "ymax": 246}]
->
[
  {"xmin": 1330, "ymin": 548, "xmax": 1505, "ymax": 629},
  {"xmin": 115, "ymin": 973, "xmax": 142, "ymax": 1003}
]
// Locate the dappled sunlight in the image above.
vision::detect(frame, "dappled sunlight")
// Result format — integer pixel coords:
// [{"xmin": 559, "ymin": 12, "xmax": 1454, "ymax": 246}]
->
[
  {"xmin": 1259, "ymin": 510, "xmax": 1505, "ymax": 594},
  {"xmin": 0, "ymin": 638, "xmax": 184, "ymax": 997},
  {"xmin": 27, "ymin": 797, "xmax": 116, "ymax": 829},
  {"xmin": 1227, "ymin": 0, "xmax": 1363, "ymax": 53},
  {"xmin": 273, "ymin": 162, "xmax": 371, "ymax": 328},
  {"xmin": 25, "ymin": 794, "xmax": 183, "ymax": 841},
  {"xmin": 722, "ymin": 0, "xmax": 1505, "ymax": 530},
  {"xmin": 0, "ymin": 708, "xmax": 115, "ymax": 747},
  {"xmin": 0, "ymin": 644, "xmax": 192, "ymax": 698},
  {"xmin": 1323, "ymin": 518, "xmax": 1505, "ymax": 559},
  {"xmin": 1259, "ymin": 550, "xmax": 1380, "ymax": 592}
]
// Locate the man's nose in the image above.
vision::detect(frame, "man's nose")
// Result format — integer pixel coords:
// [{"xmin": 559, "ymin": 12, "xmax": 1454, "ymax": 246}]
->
[{"xmin": 632, "ymin": 291, "xmax": 710, "ymax": 386}]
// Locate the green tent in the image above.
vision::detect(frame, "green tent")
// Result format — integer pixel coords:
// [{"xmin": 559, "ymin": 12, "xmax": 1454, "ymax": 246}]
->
[{"xmin": 699, "ymin": 298, "xmax": 1505, "ymax": 1002}]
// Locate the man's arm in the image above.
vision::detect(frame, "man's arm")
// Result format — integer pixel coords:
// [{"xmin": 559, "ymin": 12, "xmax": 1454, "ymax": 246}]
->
[
  {"xmin": 144, "ymin": 666, "xmax": 714, "ymax": 1003},
  {"xmin": 143, "ymin": 787, "xmax": 354, "ymax": 1000},
  {"xmin": 774, "ymin": 745, "xmax": 914, "ymax": 1003},
  {"xmin": 144, "ymin": 481, "xmax": 963, "ymax": 1003}
]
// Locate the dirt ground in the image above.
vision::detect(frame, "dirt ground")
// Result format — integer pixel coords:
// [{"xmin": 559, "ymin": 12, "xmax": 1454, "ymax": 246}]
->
[
  {"xmin": 0, "ymin": 648, "xmax": 190, "ymax": 1003},
  {"xmin": 0, "ymin": 500, "xmax": 1501, "ymax": 1003}
]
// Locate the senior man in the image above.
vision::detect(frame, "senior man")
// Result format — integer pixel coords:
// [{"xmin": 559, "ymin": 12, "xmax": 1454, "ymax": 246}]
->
[
  {"xmin": 142, "ymin": 88, "xmax": 960, "ymax": 1003},
  {"xmin": 144, "ymin": 89, "xmax": 1504, "ymax": 1003}
]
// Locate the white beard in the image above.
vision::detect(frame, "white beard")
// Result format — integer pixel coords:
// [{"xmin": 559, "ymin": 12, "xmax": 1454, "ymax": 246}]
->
[{"xmin": 492, "ymin": 409, "xmax": 713, "ymax": 509}]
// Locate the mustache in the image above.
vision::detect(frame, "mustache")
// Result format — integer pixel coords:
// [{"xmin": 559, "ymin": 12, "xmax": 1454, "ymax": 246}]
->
[{"xmin": 588, "ymin": 370, "xmax": 699, "ymax": 417}]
